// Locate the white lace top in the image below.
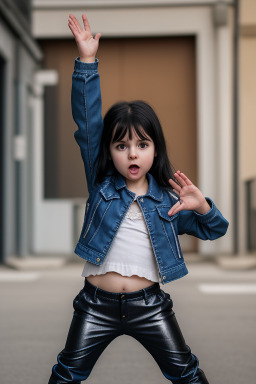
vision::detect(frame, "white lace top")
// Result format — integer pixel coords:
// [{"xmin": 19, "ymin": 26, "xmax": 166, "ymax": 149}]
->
[{"xmin": 81, "ymin": 198, "xmax": 160, "ymax": 282}]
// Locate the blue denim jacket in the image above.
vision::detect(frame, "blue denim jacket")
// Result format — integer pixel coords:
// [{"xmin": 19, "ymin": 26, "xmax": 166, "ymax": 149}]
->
[{"xmin": 71, "ymin": 58, "xmax": 229, "ymax": 285}]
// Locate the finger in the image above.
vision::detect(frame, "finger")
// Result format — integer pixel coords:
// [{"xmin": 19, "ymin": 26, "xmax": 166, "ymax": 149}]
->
[
  {"xmin": 82, "ymin": 14, "xmax": 91, "ymax": 33},
  {"xmin": 69, "ymin": 14, "xmax": 83, "ymax": 33},
  {"xmin": 171, "ymin": 202, "xmax": 185, "ymax": 216},
  {"xmin": 68, "ymin": 23, "xmax": 74, "ymax": 36},
  {"xmin": 174, "ymin": 172, "xmax": 187, "ymax": 187},
  {"xmin": 172, "ymin": 188, "xmax": 180, "ymax": 196},
  {"xmin": 68, "ymin": 18, "xmax": 80, "ymax": 36},
  {"xmin": 168, "ymin": 201, "xmax": 180, "ymax": 216},
  {"xmin": 68, "ymin": 22, "xmax": 79, "ymax": 38},
  {"xmin": 179, "ymin": 172, "xmax": 193, "ymax": 186},
  {"xmin": 168, "ymin": 201, "xmax": 185, "ymax": 216},
  {"xmin": 168, "ymin": 178, "xmax": 181, "ymax": 192},
  {"xmin": 68, "ymin": 15, "xmax": 81, "ymax": 34},
  {"xmin": 94, "ymin": 33, "xmax": 101, "ymax": 42}
]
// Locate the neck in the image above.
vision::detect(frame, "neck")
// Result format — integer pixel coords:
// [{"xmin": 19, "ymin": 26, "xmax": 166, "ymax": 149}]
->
[{"xmin": 125, "ymin": 175, "xmax": 149, "ymax": 196}]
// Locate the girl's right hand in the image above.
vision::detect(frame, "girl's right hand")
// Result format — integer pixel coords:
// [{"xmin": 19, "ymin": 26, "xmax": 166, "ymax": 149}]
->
[{"xmin": 68, "ymin": 14, "xmax": 101, "ymax": 63}]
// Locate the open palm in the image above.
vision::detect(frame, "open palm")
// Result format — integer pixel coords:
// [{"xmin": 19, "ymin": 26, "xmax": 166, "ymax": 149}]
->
[
  {"xmin": 68, "ymin": 14, "xmax": 101, "ymax": 61},
  {"xmin": 168, "ymin": 171, "xmax": 210, "ymax": 216}
]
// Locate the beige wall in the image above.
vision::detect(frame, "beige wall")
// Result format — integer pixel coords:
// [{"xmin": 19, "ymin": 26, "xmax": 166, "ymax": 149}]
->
[
  {"xmin": 240, "ymin": 0, "xmax": 256, "ymax": 181},
  {"xmin": 240, "ymin": 0, "xmax": 256, "ymax": 25},
  {"xmin": 39, "ymin": 37, "xmax": 197, "ymax": 200}
]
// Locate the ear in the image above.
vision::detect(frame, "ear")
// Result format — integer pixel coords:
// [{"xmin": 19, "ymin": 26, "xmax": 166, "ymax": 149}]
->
[{"xmin": 154, "ymin": 151, "xmax": 157, "ymax": 157}]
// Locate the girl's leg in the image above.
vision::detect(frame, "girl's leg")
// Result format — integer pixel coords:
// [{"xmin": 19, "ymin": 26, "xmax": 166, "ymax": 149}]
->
[
  {"xmin": 126, "ymin": 289, "xmax": 209, "ymax": 384},
  {"xmin": 48, "ymin": 286, "xmax": 121, "ymax": 384}
]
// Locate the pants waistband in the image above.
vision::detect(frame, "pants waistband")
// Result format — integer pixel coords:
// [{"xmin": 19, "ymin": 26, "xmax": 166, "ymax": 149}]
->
[{"xmin": 84, "ymin": 278, "xmax": 161, "ymax": 301}]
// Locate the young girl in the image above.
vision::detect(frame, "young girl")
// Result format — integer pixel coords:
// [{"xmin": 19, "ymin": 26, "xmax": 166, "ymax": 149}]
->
[{"xmin": 48, "ymin": 14, "xmax": 229, "ymax": 384}]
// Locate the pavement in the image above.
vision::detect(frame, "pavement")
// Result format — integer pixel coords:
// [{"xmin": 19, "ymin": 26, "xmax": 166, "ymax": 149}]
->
[{"xmin": 0, "ymin": 257, "xmax": 256, "ymax": 384}]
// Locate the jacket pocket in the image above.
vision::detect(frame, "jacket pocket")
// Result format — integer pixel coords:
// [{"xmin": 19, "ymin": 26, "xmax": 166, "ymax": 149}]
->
[{"xmin": 156, "ymin": 206, "xmax": 182, "ymax": 260}]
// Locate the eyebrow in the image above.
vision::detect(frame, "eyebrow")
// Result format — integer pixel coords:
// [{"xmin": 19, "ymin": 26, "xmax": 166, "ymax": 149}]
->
[{"xmin": 115, "ymin": 138, "xmax": 152, "ymax": 143}]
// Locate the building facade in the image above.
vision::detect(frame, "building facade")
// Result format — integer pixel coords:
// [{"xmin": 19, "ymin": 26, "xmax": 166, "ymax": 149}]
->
[
  {"xmin": 0, "ymin": 0, "xmax": 42, "ymax": 263},
  {"xmin": 239, "ymin": 0, "xmax": 256, "ymax": 254},
  {"xmin": 4, "ymin": 0, "xmax": 255, "ymax": 263}
]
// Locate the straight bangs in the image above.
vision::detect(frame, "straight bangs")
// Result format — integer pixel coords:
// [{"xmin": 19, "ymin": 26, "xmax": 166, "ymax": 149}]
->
[{"xmin": 111, "ymin": 119, "xmax": 153, "ymax": 144}]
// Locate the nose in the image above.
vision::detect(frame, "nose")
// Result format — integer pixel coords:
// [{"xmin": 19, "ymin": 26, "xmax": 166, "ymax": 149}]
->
[{"xmin": 128, "ymin": 150, "xmax": 137, "ymax": 159}]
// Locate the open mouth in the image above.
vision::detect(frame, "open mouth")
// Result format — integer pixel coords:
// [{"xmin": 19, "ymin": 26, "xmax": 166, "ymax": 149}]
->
[
  {"xmin": 129, "ymin": 164, "xmax": 140, "ymax": 174},
  {"xmin": 129, "ymin": 165, "xmax": 140, "ymax": 169}
]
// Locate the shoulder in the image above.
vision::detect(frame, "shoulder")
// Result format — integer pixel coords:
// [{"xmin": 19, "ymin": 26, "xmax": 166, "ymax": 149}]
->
[{"xmin": 90, "ymin": 175, "xmax": 114, "ymax": 196}]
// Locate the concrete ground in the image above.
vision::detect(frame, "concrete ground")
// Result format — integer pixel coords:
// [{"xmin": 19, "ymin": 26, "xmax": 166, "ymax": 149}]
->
[{"xmin": 0, "ymin": 258, "xmax": 256, "ymax": 384}]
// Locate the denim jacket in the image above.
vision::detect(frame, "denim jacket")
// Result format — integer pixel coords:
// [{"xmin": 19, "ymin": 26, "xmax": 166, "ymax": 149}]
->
[{"xmin": 71, "ymin": 58, "xmax": 229, "ymax": 285}]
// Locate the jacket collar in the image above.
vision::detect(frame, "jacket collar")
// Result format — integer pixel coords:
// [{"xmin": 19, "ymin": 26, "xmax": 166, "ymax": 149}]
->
[{"xmin": 114, "ymin": 172, "xmax": 163, "ymax": 202}]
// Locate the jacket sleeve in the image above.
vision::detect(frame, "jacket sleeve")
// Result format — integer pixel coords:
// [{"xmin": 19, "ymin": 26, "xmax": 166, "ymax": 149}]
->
[
  {"xmin": 177, "ymin": 198, "xmax": 229, "ymax": 240},
  {"xmin": 71, "ymin": 58, "xmax": 103, "ymax": 194}
]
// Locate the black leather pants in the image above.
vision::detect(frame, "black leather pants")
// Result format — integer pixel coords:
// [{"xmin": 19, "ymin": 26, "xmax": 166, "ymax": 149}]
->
[{"xmin": 48, "ymin": 279, "xmax": 209, "ymax": 384}]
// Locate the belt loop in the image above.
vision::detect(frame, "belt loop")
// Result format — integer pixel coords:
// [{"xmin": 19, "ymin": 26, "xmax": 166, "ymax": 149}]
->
[
  {"xmin": 93, "ymin": 287, "xmax": 98, "ymax": 302},
  {"xmin": 142, "ymin": 288, "xmax": 149, "ymax": 305}
]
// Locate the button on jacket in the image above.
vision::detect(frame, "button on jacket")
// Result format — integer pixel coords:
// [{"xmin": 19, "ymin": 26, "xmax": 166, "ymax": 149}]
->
[{"xmin": 71, "ymin": 58, "xmax": 229, "ymax": 285}]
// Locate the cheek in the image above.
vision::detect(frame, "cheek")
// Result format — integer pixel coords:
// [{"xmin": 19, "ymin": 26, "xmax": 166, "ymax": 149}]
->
[
  {"xmin": 144, "ymin": 149, "xmax": 156, "ymax": 163},
  {"xmin": 111, "ymin": 151, "xmax": 125, "ymax": 165}
]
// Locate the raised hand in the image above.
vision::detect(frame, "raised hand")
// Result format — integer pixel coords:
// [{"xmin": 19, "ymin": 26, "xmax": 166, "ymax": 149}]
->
[
  {"xmin": 168, "ymin": 171, "xmax": 210, "ymax": 216},
  {"xmin": 68, "ymin": 14, "xmax": 101, "ymax": 63}
]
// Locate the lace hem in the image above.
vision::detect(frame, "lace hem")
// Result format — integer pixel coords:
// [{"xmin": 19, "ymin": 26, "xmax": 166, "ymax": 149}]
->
[
  {"xmin": 125, "ymin": 210, "xmax": 143, "ymax": 220},
  {"xmin": 82, "ymin": 262, "xmax": 160, "ymax": 282}
]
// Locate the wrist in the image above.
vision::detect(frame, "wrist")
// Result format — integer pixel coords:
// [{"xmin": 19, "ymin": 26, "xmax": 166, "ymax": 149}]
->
[
  {"xmin": 195, "ymin": 199, "xmax": 211, "ymax": 215},
  {"xmin": 79, "ymin": 56, "xmax": 95, "ymax": 63}
]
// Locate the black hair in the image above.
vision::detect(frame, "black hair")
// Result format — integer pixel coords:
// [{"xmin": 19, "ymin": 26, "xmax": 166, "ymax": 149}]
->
[{"xmin": 94, "ymin": 100, "xmax": 176, "ymax": 190}]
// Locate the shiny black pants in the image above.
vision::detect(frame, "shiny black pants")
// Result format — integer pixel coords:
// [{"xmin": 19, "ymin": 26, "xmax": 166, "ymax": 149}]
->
[{"xmin": 48, "ymin": 279, "xmax": 209, "ymax": 384}]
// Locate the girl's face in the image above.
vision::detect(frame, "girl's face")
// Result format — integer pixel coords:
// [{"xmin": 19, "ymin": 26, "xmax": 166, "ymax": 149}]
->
[{"xmin": 109, "ymin": 126, "xmax": 157, "ymax": 186}]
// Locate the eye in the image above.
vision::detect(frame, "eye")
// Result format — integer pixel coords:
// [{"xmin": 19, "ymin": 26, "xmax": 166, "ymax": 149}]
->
[
  {"xmin": 116, "ymin": 144, "xmax": 126, "ymax": 150},
  {"xmin": 139, "ymin": 142, "xmax": 148, "ymax": 149}
]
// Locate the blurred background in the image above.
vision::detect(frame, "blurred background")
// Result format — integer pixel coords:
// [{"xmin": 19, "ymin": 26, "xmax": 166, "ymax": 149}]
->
[
  {"xmin": 1, "ymin": 0, "xmax": 256, "ymax": 264},
  {"xmin": 0, "ymin": 1, "xmax": 256, "ymax": 383},
  {"xmin": 1, "ymin": 0, "xmax": 256, "ymax": 263}
]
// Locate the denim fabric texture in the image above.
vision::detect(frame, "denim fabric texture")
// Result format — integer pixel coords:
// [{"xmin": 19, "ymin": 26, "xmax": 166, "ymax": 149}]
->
[
  {"xmin": 48, "ymin": 279, "xmax": 209, "ymax": 384},
  {"xmin": 71, "ymin": 58, "xmax": 229, "ymax": 285}
]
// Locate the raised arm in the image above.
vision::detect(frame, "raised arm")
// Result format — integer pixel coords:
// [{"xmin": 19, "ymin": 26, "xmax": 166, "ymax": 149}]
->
[{"xmin": 69, "ymin": 14, "xmax": 102, "ymax": 194}]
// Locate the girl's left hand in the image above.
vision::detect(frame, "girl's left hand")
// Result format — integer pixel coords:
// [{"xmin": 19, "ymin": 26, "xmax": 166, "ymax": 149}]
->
[{"xmin": 168, "ymin": 171, "xmax": 211, "ymax": 216}]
